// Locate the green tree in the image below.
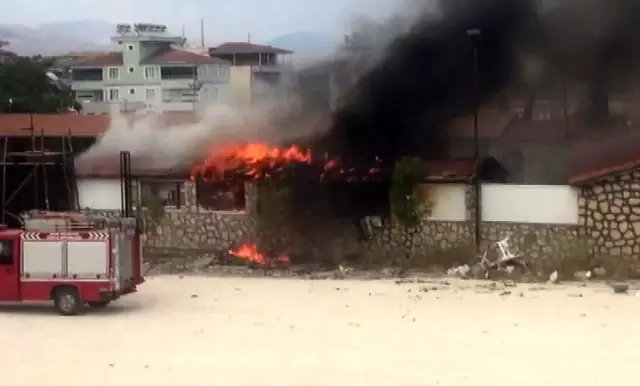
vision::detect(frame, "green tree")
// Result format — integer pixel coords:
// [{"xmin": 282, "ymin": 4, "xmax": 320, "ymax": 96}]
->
[{"xmin": 0, "ymin": 56, "xmax": 78, "ymax": 113}]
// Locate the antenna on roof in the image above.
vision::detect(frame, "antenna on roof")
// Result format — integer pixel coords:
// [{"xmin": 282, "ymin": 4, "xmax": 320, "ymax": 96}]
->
[
  {"xmin": 247, "ymin": 32, "xmax": 251, "ymax": 43},
  {"xmin": 200, "ymin": 18, "xmax": 205, "ymax": 48},
  {"xmin": 181, "ymin": 25, "xmax": 185, "ymax": 38}
]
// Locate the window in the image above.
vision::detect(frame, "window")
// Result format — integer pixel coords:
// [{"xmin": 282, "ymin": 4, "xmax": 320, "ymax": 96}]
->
[
  {"xmin": 129, "ymin": 88, "xmax": 135, "ymax": 95},
  {"xmin": 128, "ymin": 66, "xmax": 135, "ymax": 73},
  {"xmin": 160, "ymin": 66, "xmax": 197, "ymax": 80},
  {"xmin": 144, "ymin": 66, "xmax": 157, "ymax": 80},
  {"xmin": 0, "ymin": 240, "xmax": 14, "ymax": 266},
  {"xmin": 107, "ymin": 88, "xmax": 120, "ymax": 101},
  {"xmin": 140, "ymin": 181, "xmax": 185, "ymax": 208},
  {"xmin": 72, "ymin": 68, "xmax": 103, "ymax": 81},
  {"xmin": 145, "ymin": 88, "xmax": 156, "ymax": 100},
  {"xmin": 107, "ymin": 67, "xmax": 119, "ymax": 80},
  {"xmin": 196, "ymin": 181, "xmax": 246, "ymax": 212}
]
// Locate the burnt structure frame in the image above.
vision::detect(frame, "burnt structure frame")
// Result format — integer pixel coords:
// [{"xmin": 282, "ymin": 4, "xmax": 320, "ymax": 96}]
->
[{"xmin": 0, "ymin": 125, "xmax": 79, "ymax": 225}]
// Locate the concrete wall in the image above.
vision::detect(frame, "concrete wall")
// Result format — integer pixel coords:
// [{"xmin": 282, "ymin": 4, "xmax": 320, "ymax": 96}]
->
[
  {"xmin": 229, "ymin": 67, "xmax": 253, "ymax": 105},
  {"xmin": 78, "ymin": 179, "xmax": 123, "ymax": 210},
  {"xmin": 481, "ymin": 184, "xmax": 579, "ymax": 224},
  {"xmin": 82, "ymin": 180, "xmax": 585, "ymax": 273}
]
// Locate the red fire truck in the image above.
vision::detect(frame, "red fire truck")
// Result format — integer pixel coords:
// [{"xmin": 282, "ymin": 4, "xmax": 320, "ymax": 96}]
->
[{"xmin": 0, "ymin": 211, "xmax": 144, "ymax": 315}]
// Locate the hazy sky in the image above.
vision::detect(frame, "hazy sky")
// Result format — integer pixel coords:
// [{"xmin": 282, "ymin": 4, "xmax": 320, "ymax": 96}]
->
[{"xmin": 0, "ymin": 0, "xmax": 404, "ymax": 42}]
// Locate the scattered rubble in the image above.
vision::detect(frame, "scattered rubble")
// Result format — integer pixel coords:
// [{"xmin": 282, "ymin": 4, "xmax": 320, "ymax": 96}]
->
[
  {"xmin": 612, "ymin": 283, "xmax": 630, "ymax": 294},
  {"xmin": 573, "ymin": 270, "xmax": 592, "ymax": 281},
  {"xmin": 548, "ymin": 271, "xmax": 559, "ymax": 284},
  {"xmin": 593, "ymin": 267, "xmax": 607, "ymax": 277},
  {"xmin": 447, "ymin": 264, "xmax": 471, "ymax": 278}
]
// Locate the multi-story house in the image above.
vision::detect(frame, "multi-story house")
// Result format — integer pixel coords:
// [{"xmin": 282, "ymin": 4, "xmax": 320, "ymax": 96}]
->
[
  {"xmin": 0, "ymin": 40, "xmax": 17, "ymax": 64},
  {"xmin": 70, "ymin": 23, "xmax": 230, "ymax": 114},
  {"xmin": 208, "ymin": 42, "xmax": 294, "ymax": 105}
]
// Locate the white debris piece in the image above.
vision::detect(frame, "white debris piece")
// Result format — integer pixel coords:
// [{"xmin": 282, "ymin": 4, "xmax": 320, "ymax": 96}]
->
[
  {"xmin": 447, "ymin": 264, "xmax": 471, "ymax": 278},
  {"xmin": 548, "ymin": 270, "xmax": 559, "ymax": 284},
  {"xmin": 573, "ymin": 270, "xmax": 591, "ymax": 281}
]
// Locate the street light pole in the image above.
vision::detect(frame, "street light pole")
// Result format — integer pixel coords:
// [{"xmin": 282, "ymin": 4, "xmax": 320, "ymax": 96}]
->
[
  {"xmin": 467, "ymin": 28, "xmax": 481, "ymax": 160},
  {"xmin": 466, "ymin": 28, "xmax": 481, "ymax": 252}
]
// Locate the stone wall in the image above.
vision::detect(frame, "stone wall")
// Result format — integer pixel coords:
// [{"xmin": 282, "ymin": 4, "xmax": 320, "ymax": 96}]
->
[
  {"xmin": 82, "ymin": 181, "xmax": 582, "ymax": 273},
  {"xmin": 579, "ymin": 170, "xmax": 640, "ymax": 273}
]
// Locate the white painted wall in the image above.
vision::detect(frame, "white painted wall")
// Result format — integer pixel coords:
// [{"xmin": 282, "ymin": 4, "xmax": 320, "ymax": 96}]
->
[
  {"xmin": 77, "ymin": 179, "xmax": 123, "ymax": 210},
  {"xmin": 481, "ymin": 183, "xmax": 579, "ymax": 224},
  {"xmin": 419, "ymin": 183, "xmax": 467, "ymax": 222}
]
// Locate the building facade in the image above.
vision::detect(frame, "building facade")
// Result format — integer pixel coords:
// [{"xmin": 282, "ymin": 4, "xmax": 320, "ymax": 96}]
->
[
  {"xmin": 70, "ymin": 23, "xmax": 231, "ymax": 114},
  {"xmin": 208, "ymin": 42, "xmax": 294, "ymax": 105}
]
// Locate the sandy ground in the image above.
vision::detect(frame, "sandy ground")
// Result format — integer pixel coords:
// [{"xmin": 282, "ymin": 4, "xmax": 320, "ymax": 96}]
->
[{"xmin": 0, "ymin": 276, "xmax": 638, "ymax": 386}]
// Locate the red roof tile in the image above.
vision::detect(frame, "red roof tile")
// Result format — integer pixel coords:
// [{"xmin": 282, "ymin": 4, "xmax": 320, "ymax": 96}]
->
[
  {"xmin": 0, "ymin": 114, "xmax": 110, "ymax": 136},
  {"xmin": 210, "ymin": 42, "xmax": 293, "ymax": 55},
  {"xmin": 72, "ymin": 52, "xmax": 123, "ymax": 67},
  {"xmin": 568, "ymin": 125, "xmax": 640, "ymax": 184},
  {"xmin": 0, "ymin": 111, "xmax": 201, "ymax": 137},
  {"xmin": 142, "ymin": 47, "xmax": 229, "ymax": 65},
  {"xmin": 0, "ymin": 48, "xmax": 16, "ymax": 56},
  {"xmin": 75, "ymin": 159, "xmax": 190, "ymax": 179}
]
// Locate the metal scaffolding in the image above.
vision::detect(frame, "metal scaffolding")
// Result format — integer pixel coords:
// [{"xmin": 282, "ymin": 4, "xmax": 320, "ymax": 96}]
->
[{"xmin": 0, "ymin": 126, "xmax": 79, "ymax": 226}]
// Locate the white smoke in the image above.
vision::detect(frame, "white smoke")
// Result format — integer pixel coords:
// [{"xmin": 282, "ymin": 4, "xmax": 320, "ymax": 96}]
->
[
  {"xmin": 74, "ymin": 76, "xmax": 326, "ymax": 175},
  {"xmin": 75, "ymin": 0, "xmax": 431, "ymax": 175}
]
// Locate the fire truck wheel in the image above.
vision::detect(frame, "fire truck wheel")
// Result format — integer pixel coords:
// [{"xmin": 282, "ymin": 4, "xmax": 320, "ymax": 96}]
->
[
  {"xmin": 53, "ymin": 287, "xmax": 83, "ymax": 316},
  {"xmin": 87, "ymin": 301, "xmax": 110, "ymax": 308}
]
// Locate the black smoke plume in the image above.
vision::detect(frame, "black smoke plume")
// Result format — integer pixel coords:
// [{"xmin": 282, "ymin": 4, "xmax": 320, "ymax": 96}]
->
[
  {"xmin": 277, "ymin": 0, "xmax": 640, "ymax": 226},
  {"xmin": 315, "ymin": 0, "xmax": 640, "ymax": 161}
]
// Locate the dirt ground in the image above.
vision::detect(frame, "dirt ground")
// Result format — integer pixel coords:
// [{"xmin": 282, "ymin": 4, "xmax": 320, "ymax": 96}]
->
[{"xmin": 0, "ymin": 275, "xmax": 638, "ymax": 386}]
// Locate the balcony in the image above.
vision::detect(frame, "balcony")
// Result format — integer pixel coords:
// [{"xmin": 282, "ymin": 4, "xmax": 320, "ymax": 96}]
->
[
  {"xmin": 79, "ymin": 100, "xmax": 146, "ymax": 115},
  {"xmin": 250, "ymin": 63, "xmax": 293, "ymax": 74},
  {"xmin": 72, "ymin": 68, "xmax": 103, "ymax": 81}
]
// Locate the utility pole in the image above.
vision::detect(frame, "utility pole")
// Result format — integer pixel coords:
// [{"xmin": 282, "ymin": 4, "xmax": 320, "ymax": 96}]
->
[{"xmin": 466, "ymin": 28, "xmax": 481, "ymax": 252}]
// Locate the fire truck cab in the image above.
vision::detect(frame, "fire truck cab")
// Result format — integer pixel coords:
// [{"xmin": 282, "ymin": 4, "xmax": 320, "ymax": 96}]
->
[{"xmin": 0, "ymin": 211, "xmax": 144, "ymax": 315}]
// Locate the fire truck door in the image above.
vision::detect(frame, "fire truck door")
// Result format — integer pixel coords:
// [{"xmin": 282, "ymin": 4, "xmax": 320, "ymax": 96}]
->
[{"xmin": 0, "ymin": 238, "xmax": 19, "ymax": 300}]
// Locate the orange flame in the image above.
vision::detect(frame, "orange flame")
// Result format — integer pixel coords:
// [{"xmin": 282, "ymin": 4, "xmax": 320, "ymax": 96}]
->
[
  {"xmin": 229, "ymin": 242, "xmax": 290, "ymax": 265},
  {"xmin": 191, "ymin": 143, "xmax": 311, "ymax": 181}
]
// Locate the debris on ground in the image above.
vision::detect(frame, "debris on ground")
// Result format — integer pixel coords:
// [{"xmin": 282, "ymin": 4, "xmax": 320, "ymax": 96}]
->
[
  {"xmin": 573, "ymin": 270, "xmax": 592, "ymax": 281},
  {"xmin": 447, "ymin": 264, "xmax": 471, "ymax": 279},
  {"xmin": 548, "ymin": 271, "xmax": 559, "ymax": 284},
  {"xmin": 593, "ymin": 267, "xmax": 607, "ymax": 277},
  {"xmin": 612, "ymin": 282, "xmax": 630, "ymax": 294}
]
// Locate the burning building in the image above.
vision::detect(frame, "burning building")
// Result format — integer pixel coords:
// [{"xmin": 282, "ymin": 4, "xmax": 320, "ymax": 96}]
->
[{"xmin": 5, "ymin": 0, "xmax": 640, "ymax": 271}]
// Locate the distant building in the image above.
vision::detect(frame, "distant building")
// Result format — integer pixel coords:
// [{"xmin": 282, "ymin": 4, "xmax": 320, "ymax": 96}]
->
[
  {"xmin": 0, "ymin": 40, "xmax": 17, "ymax": 64},
  {"xmin": 70, "ymin": 23, "xmax": 230, "ymax": 114},
  {"xmin": 209, "ymin": 42, "xmax": 294, "ymax": 105}
]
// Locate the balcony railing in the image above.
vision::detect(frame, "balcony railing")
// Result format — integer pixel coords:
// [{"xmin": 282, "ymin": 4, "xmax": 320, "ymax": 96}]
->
[{"xmin": 79, "ymin": 101, "xmax": 146, "ymax": 115}]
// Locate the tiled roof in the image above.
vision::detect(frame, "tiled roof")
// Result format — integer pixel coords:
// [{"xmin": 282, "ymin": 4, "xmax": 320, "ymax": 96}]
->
[
  {"xmin": 141, "ymin": 47, "xmax": 229, "ymax": 65},
  {"xmin": 209, "ymin": 42, "xmax": 293, "ymax": 55},
  {"xmin": 75, "ymin": 159, "xmax": 190, "ymax": 179},
  {"xmin": 0, "ymin": 48, "xmax": 16, "ymax": 56},
  {"xmin": 72, "ymin": 52, "xmax": 123, "ymax": 67},
  {"xmin": 0, "ymin": 111, "xmax": 200, "ymax": 137},
  {"xmin": 568, "ymin": 125, "xmax": 640, "ymax": 184},
  {"xmin": 0, "ymin": 113, "xmax": 110, "ymax": 136}
]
